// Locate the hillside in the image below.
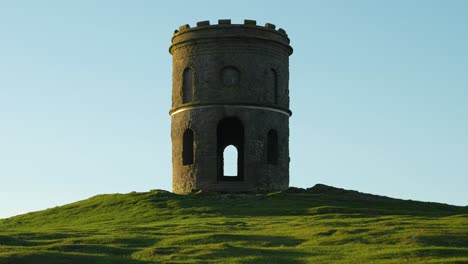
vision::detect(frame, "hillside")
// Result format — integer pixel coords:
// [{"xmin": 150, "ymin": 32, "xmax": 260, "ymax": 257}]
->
[{"xmin": 0, "ymin": 184, "xmax": 467, "ymax": 263}]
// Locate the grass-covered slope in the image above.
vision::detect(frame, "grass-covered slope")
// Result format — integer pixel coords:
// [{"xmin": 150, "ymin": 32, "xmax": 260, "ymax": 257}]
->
[{"xmin": 0, "ymin": 184, "xmax": 467, "ymax": 264}]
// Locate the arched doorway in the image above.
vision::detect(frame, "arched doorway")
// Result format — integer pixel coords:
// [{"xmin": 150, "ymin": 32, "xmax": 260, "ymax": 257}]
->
[{"xmin": 217, "ymin": 117, "xmax": 244, "ymax": 181}]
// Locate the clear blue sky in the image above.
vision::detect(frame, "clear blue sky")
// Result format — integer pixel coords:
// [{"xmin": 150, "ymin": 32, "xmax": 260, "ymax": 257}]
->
[{"xmin": 1, "ymin": 1, "xmax": 467, "ymax": 218}]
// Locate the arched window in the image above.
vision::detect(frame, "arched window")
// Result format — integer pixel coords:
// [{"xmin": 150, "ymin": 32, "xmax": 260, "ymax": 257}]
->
[
  {"xmin": 223, "ymin": 145, "xmax": 238, "ymax": 177},
  {"xmin": 267, "ymin": 129, "xmax": 278, "ymax": 165},
  {"xmin": 182, "ymin": 129, "xmax": 194, "ymax": 165},
  {"xmin": 182, "ymin": 68, "xmax": 193, "ymax": 103}
]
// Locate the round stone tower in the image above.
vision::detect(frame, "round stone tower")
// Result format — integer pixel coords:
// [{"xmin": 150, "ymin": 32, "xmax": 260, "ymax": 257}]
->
[{"xmin": 169, "ymin": 19, "xmax": 293, "ymax": 193}]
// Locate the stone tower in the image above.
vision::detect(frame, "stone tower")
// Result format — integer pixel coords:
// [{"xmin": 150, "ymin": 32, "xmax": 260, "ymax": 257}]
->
[{"xmin": 169, "ymin": 19, "xmax": 293, "ymax": 193}]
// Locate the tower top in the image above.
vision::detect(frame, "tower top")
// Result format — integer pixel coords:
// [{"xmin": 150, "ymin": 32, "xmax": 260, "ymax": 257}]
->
[{"xmin": 169, "ymin": 19, "xmax": 293, "ymax": 55}]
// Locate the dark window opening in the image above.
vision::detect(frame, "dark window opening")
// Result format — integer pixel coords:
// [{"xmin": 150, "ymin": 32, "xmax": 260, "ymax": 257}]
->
[
  {"xmin": 182, "ymin": 68, "xmax": 193, "ymax": 103},
  {"xmin": 267, "ymin": 129, "xmax": 278, "ymax": 165},
  {"xmin": 266, "ymin": 68, "xmax": 279, "ymax": 104},
  {"xmin": 217, "ymin": 117, "xmax": 244, "ymax": 181},
  {"xmin": 182, "ymin": 129, "xmax": 194, "ymax": 165}
]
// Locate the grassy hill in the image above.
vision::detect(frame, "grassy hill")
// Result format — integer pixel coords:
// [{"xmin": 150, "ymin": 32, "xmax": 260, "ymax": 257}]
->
[{"xmin": 0, "ymin": 184, "xmax": 467, "ymax": 263}]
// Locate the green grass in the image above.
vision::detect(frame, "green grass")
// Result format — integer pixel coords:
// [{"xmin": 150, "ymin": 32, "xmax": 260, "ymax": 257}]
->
[{"xmin": 0, "ymin": 184, "xmax": 467, "ymax": 263}]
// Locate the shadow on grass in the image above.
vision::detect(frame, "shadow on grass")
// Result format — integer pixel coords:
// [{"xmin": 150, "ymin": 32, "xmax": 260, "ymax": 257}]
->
[
  {"xmin": 0, "ymin": 232, "xmax": 91, "ymax": 247},
  {"xmin": 0, "ymin": 235, "xmax": 37, "ymax": 246},
  {"xmin": 0, "ymin": 232, "xmax": 160, "ymax": 261},
  {"xmin": 413, "ymin": 248, "xmax": 468, "ymax": 258},
  {"xmin": 45, "ymin": 244, "xmax": 135, "ymax": 256},
  {"xmin": 0, "ymin": 231, "xmax": 97, "ymax": 247},
  {"xmin": 41, "ymin": 236, "xmax": 160, "ymax": 257},
  {"xmin": 0, "ymin": 251, "xmax": 148, "ymax": 264},
  {"xmin": 203, "ymin": 245, "xmax": 310, "ymax": 264},
  {"xmin": 416, "ymin": 234, "xmax": 468, "ymax": 248},
  {"xmin": 135, "ymin": 234, "xmax": 309, "ymax": 263},
  {"xmin": 179, "ymin": 233, "xmax": 304, "ymax": 247},
  {"xmin": 374, "ymin": 247, "xmax": 468, "ymax": 260}
]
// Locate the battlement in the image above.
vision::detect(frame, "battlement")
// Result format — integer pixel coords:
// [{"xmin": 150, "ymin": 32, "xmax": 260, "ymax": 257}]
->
[
  {"xmin": 170, "ymin": 19, "xmax": 292, "ymax": 55},
  {"xmin": 173, "ymin": 19, "xmax": 288, "ymax": 36}
]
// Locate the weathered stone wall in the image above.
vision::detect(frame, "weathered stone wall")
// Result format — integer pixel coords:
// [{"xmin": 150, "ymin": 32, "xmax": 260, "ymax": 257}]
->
[{"xmin": 169, "ymin": 19, "xmax": 293, "ymax": 194}]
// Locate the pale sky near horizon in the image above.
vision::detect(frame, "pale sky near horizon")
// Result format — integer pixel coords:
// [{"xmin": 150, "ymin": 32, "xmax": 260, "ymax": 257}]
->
[{"xmin": 1, "ymin": 1, "xmax": 467, "ymax": 219}]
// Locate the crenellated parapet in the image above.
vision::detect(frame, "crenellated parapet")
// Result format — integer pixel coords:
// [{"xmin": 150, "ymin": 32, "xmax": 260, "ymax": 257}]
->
[
  {"xmin": 170, "ymin": 19, "xmax": 292, "ymax": 55},
  {"xmin": 173, "ymin": 19, "xmax": 288, "ymax": 35}
]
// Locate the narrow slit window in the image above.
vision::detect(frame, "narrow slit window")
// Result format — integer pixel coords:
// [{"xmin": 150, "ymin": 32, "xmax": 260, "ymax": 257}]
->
[
  {"xmin": 267, "ymin": 129, "xmax": 278, "ymax": 165},
  {"xmin": 182, "ymin": 129, "xmax": 194, "ymax": 165},
  {"xmin": 182, "ymin": 68, "xmax": 193, "ymax": 103}
]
